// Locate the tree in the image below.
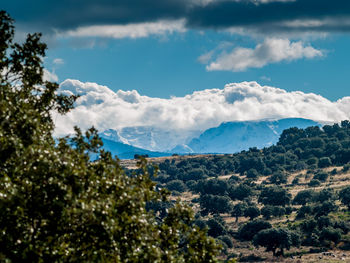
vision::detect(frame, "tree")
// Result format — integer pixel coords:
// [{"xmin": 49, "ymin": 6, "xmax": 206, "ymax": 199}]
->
[
  {"xmin": 258, "ymin": 186, "xmax": 291, "ymax": 206},
  {"xmin": 231, "ymin": 202, "xmax": 248, "ymax": 222},
  {"xmin": 261, "ymin": 206, "xmax": 274, "ymax": 220},
  {"xmin": 318, "ymin": 157, "xmax": 332, "ymax": 168},
  {"xmin": 199, "ymin": 194, "xmax": 232, "ymax": 216},
  {"xmin": 196, "ymin": 178, "xmax": 228, "ymax": 196},
  {"xmin": 246, "ymin": 168, "xmax": 259, "ymax": 179},
  {"xmin": 0, "ymin": 12, "xmax": 220, "ymax": 262},
  {"xmin": 319, "ymin": 227, "xmax": 342, "ymax": 246},
  {"xmin": 166, "ymin": 179, "xmax": 187, "ymax": 192},
  {"xmin": 339, "ymin": 186, "xmax": 350, "ymax": 209},
  {"xmin": 293, "ymin": 190, "xmax": 315, "ymax": 205},
  {"xmin": 228, "ymin": 183, "xmax": 253, "ymax": 201},
  {"xmin": 269, "ymin": 171, "xmax": 288, "ymax": 185},
  {"xmin": 244, "ymin": 205, "xmax": 260, "ymax": 220},
  {"xmin": 253, "ymin": 228, "xmax": 300, "ymax": 257},
  {"xmin": 207, "ymin": 216, "xmax": 227, "ymax": 238},
  {"xmin": 313, "ymin": 171, "xmax": 329, "ymax": 182},
  {"xmin": 238, "ymin": 220, "xmax": 271, "ymax": 241}
]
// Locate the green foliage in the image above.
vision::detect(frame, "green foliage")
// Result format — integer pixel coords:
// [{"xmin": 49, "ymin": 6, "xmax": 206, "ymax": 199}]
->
[
  {"xmin": 318, "ymin": 157, "xmax": 332, "ymax": 168},
  {"xmin": 313, "ymin": 171, "xmax": 329, "ymax": 182},
  {"xmin": 238, "ymin": 220, "xmax": 271, "ymax": 241},
  {"xmin": 217, "ymin": 235, "xmax": 233, "ymax": 249},
  {"xmin": 199, "ymin": 194, "xmax": 232, "ymax": 216},
  {"xmin": 231, "ymin": 202, "xmax": 248, "ymax": 222},
  {"xmin": 244, "ymin": 205, "xmax": 260, "ymax": 220},
  {"xmin": 253, "ymin": 228, "xmax": 300, "ymax": 256},
  {"xmin": 269, "ymin": 171, "xmax": 288, "ymax": 185},
  {"xmin": 0, "ymin": 12, "xmax": 220, "ymax": 262},
  {"xmin": 246, "ymin": 168, "xmax": 259, "ymax": 179},
  {"xmin": 319, "ymin": 227, "xmax": 342, "ymax": 246},
  {"xmin": 340, "ymin": 186, "xmax": 350, "ymax": 209},
  {"xmin": 293, "ymin": 190, "xmax": 315, "ymax": 205},
  {"xmin": 228, "ymin": 183, "xmax": 253, "ymax": 201},
  {"xmin": 258, "ymin": 186, "xmax": 291, "ymax": 207},
  {"xmin": 166, "ymin": 179, "xmax": 187, "ymax": 193},
  {"xmin": 308, "ymin": 179, "xmax": 321, "ymax": 187},
  {"xmin": 207, "ymin": 216, "xmax": 227, "ymax": 238},
  {"xmin": 196, "ymin": 178, "xmax": 228, "ymax": 196}
]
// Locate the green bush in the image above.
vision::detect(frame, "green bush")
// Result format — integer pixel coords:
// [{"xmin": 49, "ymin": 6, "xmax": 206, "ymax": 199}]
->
[
  {"xmin": 318, "ymin": 157, "xmax": 332, "ymax": 168},
  {"xmin": 166, "ymin": 179, "xmax": 187, "ymax": 192},
  {"xmin": 308, "ymin": 179, "xmax": 321, "ymax": 187},
  {"xmin": 238, "ymin": 220, "xmax": 272, "ymax": 241},
  {"xmin": 313, "ymin": 171, "xmax": 329, "ymax": 182}
]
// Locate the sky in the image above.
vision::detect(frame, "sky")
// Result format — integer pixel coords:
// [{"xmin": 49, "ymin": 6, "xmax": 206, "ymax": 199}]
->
[{"xmin": 3, "ymin": 0, "xmax": 350, "ymax": 140}]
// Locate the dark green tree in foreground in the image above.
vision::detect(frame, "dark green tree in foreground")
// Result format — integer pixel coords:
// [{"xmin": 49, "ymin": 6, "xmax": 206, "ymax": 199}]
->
[{"xmin": 0, "ymin": 11, "xmax": 220, "ymax": 262}]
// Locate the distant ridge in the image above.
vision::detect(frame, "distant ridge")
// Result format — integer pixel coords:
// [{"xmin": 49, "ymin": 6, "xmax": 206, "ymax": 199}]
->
[
  {"xmin": 99, "ymin": 138, "xmax": 170, "ymax": 159},
  {"xmin": 171, "ymin": 118, "xmax": 320, "ymax": 154}
]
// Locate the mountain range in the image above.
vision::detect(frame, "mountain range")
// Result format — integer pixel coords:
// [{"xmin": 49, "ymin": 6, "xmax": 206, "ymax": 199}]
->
[{"xmin": 98, "ymin": 118, "xmax": 321, "ymax": 158}]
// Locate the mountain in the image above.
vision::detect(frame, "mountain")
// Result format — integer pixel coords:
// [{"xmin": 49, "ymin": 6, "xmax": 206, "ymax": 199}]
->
[
  {"xmin": 98, "ymin": 138, "xmax": 170, "ymax": 159},
  {"xmin": 100, "ymin": 127, "xmax": 200, "ymax": 152},
  {"xmin": 172, "ymin": 118, "xmax": 320, "ymax": 154}
]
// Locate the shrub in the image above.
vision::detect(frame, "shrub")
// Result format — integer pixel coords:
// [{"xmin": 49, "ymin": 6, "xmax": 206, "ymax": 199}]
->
[
  {"xmin": 308, "ymin": 179, "xmax": 321, "ymax": 187},
  {"xmin": 258, "ymin": 186, "xmax": 291, "ymax": 206},
  {"xmin": 318, "ymin": 157, "xmax": 332, "ymax": 168},
  {"xmin": 166, "ymin": 179, "xmax": 187, "ymax": 192},
  {"xmin": 313, "ymin": 171, "xmax": 329, "ymax": 182},
  {"xmin": 247, "ymin": 168, "xmax": 260, "ymax": 179},
  {"xmin": 238, "ymin": 220, "xmax": 272, "ymax": 241},
  {"xmin": 217, "ymin": 235, "xmax": 234, "ymax": 248},
  {"xmin": 207, "ymin": 217, "xmax": 227, "ymax": 238},
  {"xmin": 244, "ymin": 206, "xmax": 260, "ymax": 220},
  {"xmin": 293, "ymin": 190, "xmax": 315, "ymax": 205},
  {"xmin": 339, "ymin": 186, "xmax": 350, "ymax": 209},
  {"xmin": 269, "ymin": 171, "xmax": 288, "ymax": 185},
  {"xmin": 319, "ymin": 227, "xmax": 342, "ymax": 246},
  {"xmin": 343, "ymin": 163, "xmax": 350, "ymax": 172}
]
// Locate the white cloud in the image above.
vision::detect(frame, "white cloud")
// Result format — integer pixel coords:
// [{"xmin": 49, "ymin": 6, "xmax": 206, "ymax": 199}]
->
[
  {"xmin": 43, "ymin": 69, "xmax": 58, "ymax": 82},
  {"xmin": 205, "ymin": 38, "xmax": 323, "ymax": 71},
  {"xmin": 62, "ymin": 20, "xmax": 186, "ymax": 39},
  {"xmin": 54, "ymin": 79, "xmax": 350, "ymax": 143},
  {"xmin": 198, "ymin": 51, "xmax": 214, "ymax": 64},
  {"xmin": 260, "ymin": 76, "xmax": 271, "ymax": 81},
  {"xmin": 53, "ymin": 58, "xmax": 64, "ymax": 65}
]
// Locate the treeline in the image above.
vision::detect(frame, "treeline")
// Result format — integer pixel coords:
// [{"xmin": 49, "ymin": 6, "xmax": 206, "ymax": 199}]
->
[{"xmin": 156, "ymin": 121, "xmax": 350, "ymax": 185}]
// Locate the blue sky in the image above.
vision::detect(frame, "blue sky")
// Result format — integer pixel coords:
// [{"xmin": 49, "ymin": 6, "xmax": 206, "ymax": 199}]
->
[
  {"xmin": 44, "ymin": 31, "xmax": 350, "ymax": 100},
  {"xmin": 4, "ymin": 0, "xmax": 350, "ymax": 101}
]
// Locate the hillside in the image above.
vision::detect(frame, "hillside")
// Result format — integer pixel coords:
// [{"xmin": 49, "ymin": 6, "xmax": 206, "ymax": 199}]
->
[{"xmin": 123, "ymin": 121, "xmax": 350, "ymax": 262}]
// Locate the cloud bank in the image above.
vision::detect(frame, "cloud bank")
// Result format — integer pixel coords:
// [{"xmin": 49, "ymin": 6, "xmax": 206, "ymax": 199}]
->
[
  {"xmin": 205, "ymin": 38, "xmax": 323, "ymax": 71},
  {"xmin": 54, "ymin": 79, "xmax": 350, "ymax": 139}
]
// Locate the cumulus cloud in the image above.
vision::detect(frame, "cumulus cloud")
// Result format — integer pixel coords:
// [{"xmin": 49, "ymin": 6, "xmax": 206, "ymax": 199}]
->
[
  {"xmin": 43, "ymin": 69, "xmax": 58, "ymax": 82},
  {"xmin": 54, "ymin": 79, "xmax": 350, "ymax": 141},
  {"xmin": 63, "ymin": 20, "xmax": 186, "ymax": 39},
  {"xmin": 205, "ymin": 38, "xmax": 323, "ymax": 71}
]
